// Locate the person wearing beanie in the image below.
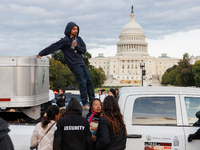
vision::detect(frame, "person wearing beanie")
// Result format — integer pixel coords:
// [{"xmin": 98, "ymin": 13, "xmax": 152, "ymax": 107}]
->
[{"xmin": 108, "ymin": 89, "xmax": 117, "ymax": 98}]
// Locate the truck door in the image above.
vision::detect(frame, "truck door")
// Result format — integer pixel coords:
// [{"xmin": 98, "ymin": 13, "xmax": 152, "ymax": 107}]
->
[
  {"xmin": 124, "ymin": 95, "xmax": 185, "ymax": 150},
  {"xmin": 180, "ymin": 95, "xmax": 200, "ymax": 150}
]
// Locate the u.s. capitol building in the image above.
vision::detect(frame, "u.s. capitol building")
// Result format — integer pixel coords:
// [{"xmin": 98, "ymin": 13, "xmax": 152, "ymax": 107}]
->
[{"xmin": 89, "ymin": 7, "xmax": 200, "ymax": 86}]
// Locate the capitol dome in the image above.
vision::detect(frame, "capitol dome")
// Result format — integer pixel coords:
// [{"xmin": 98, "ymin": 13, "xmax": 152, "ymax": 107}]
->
[
  {"xmin": 121, "ymin": 13, "xmax": 144, "ymax": 35},
  {"xmin": 117, "ymin": 6, "xmax": 148, "ymax": 57}
]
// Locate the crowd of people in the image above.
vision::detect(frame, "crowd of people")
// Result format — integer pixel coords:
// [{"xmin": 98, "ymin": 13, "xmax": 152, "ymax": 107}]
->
[
  {"xmin": 30, "ymin": 93, "xmax": 127, "ymax": 150},
  {"xmin": 32, "ymin": 21, "xmax": 127, "ymax": 149},
  {"xmin": 95, "ymin": 88, "xmax": 119, "ymax": 103},
  {"xmin": 31, "ymin": 87, "xmax": 200, "ymax": 150}
]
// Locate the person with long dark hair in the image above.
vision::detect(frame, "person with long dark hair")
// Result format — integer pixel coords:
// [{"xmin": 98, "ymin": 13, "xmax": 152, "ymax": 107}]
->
[
  {"xmin": 31, "ymin": 105, "xmax": 60, "ymax": 150},
  {"xmin": 95, "ymin": 96, "xmax": 127, "ymax": 150},
  {"xmin": 86, "ymin": 98, "xmax": 102, "ymax": 142}
]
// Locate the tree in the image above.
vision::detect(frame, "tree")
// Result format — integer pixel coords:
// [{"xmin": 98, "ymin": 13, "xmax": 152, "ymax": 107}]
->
[
  {"xmin": 89, "ymin": 66, "xmax": 106, "ymax": 88},
  {"xmin": 178, "ymin": 68, "xmax": 194, "ymax": 86},
  {"xmin": 168, "ymin": 68, "xmax": 178, "ymax": 85},
  {"xmin": 192, "ymin": 60, "xmax": 200, "ymax": 87},
  {"xmin": 161, "ymin": 71, "xmax": 169, "ymax": 85},
  {"xmin": 166, "ymin": 65, "xmax": 177, "ymax": 73},
  {"xmin": 96, "ymin": 67, "xmax": 106, "ymax": 86},
  {"xmin": 174, "ymin": 73, "xmax": 181, "ymax": 86},
  {"xmin": 51, "ymin": 50, "xmax": 65, "ymax": 64},
  {"xmin": 176, "ymin": 53, "xmax": 194, "ymax": 86},
  {"xmin": 83, "ymin": 51, "xmax": 92, "ymax": 68},
  {"xmin": 50, "ymin": 50, "xmax": 106, "ymax": 88},
  {"xmin": 49, "ymin": 57, "xmax": 77, "ymax": 91},
  {"xmin": 161, "ymin": 53, "xmax": 195, "ymax": 87},
  {"xmin": 178, "ymin": 53, "xmax": 191, "ymax": 70}
]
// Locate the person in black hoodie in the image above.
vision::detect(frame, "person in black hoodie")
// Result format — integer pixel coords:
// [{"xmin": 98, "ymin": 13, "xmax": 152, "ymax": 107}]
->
[
  {"xmin": 86, "ymin": 98, "xmax": 102, "ymax": 143},
  {"xmin": 95, "ymin": 96, "xmax": 127, "ymax": 150},
  {"xmin": 0, "ymin": 117, "xmax": 14, "ymax": 150},
  {"xmin": 53, "ymin": 97, "xmax": 94, "ymax": 150},
  {"xmin": 36, "ymin": 22, "xmax": 95, "ymax": 110}
]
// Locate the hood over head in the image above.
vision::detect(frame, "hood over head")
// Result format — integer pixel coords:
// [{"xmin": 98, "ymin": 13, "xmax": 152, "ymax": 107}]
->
[
  {"xmin": 66, "ymin": 97, "xmax": 82, "ymax": 115},
  {"xmin": 64, "ymin": 22, "xmax": 79, "ymax": 37},
  {"xmin": 0, "ymin": 117, "xmax": 10, "ymax": 139}
]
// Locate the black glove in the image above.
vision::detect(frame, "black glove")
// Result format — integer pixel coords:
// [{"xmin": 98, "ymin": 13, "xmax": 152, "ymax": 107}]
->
[{"xmin": 188, "ymin": 134, "xmax": 194, "ymax": 142}]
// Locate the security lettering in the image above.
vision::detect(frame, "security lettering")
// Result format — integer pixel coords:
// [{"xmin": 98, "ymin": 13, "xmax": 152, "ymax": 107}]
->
[{"xmin": 64, "ymin": 126, "xmax": 85, "ymax": 130}]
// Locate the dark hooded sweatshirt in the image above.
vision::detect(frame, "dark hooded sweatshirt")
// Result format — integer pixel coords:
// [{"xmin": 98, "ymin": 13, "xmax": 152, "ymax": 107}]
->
[
  {"xmin": 53, "ymin": 98, "xmax": 94, "ymax": 150},
  {"xmin": 0, "ymin": 117, "xmax": 14, "ymax": 150},
  {"xmin": 38, "ymin": 22, "xmax": 86, "ymax": 69}
]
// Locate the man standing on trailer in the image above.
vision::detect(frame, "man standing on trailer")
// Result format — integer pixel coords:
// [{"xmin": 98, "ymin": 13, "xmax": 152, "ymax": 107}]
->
[{"xmin": 36, "ymin": 22, "xmax": 94, "ymax": 110}]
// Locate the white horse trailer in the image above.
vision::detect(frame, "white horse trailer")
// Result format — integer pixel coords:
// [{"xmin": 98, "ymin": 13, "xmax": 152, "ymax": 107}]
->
[{"xmin": 0, "ymin": 56, "xmax": 49, "ymax": 120}]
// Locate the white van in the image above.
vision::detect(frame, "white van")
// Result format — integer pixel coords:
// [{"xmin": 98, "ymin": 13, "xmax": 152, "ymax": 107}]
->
[{"xmin": 119, "ymin": 87, "xmax": 200, "ymax": 150}]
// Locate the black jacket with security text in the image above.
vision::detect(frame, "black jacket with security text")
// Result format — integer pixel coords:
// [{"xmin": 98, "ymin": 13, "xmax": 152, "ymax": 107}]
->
[{"xmin": 53, "ymin": 98, "xmax": 94, "ymax": 150}]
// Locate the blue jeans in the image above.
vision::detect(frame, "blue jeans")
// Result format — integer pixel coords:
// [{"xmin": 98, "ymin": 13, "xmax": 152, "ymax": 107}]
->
[{"xmin": 71, "ymin": 65, "xmax": 95, "ymax": 105}]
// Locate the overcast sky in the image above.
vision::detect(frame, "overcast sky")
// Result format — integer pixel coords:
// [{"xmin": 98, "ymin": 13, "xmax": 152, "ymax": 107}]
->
[{"xmin": 0, "ymin": 0, "xmax": 200, "ymax": 58}]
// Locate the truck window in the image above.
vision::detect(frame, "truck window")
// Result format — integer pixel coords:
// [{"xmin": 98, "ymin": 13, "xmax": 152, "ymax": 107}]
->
[
  {"xmin": 184, "ymin": 97, "xmax": 200, "ymax": 126},
  {"xmin": 132, "ymin": 97, "xmax": 176, "ymax": 126}
]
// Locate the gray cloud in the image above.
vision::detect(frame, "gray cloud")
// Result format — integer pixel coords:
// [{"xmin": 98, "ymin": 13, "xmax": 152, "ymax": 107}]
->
[{"xmin": 0, "ymin": 0, "xmax": 200, "ymax": 56}]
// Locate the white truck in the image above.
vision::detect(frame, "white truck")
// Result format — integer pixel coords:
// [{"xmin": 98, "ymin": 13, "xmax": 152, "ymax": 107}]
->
[{"xmin": 119, "ymin": 86, "xmax": 200, "ymax": 150}]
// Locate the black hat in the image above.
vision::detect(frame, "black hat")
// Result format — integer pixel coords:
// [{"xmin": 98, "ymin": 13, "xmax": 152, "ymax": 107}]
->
[
  {"xmin": 115, "ymin": 88, "xmax": 119, "ymax": 90},
  {"xmin": 109, "ymin": 89, "xmax": 116, "ymax": 98},
  {"xmin": 196, "ymin": 111, "xmax": 200, "ymax": 118},
  {"xmin": 101, "ymin": 89, "xmax": 106, "ymax": 92}
]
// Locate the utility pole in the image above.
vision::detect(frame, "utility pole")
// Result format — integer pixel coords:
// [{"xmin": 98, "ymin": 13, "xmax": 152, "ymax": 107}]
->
[{"xmin": 140, "ymin": 60, "xmax": 146, "ymax": 86}]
